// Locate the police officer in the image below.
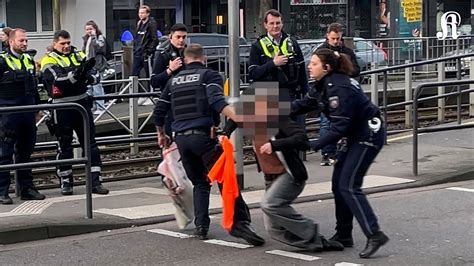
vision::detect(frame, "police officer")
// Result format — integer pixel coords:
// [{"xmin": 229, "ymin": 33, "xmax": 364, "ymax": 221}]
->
[
  {"xmin": 0, "ymin": 28, "xmax": 45, "ymax": 204},
  {"xmin": 292, "ymin": 48, "xmax": 389, "ymax": 258},
  {"xmin": 151, "ymin": 23, "xmax": 187, "ymax": 135},
  {"xmin": 41, "ymin": 30, "xmax": 109, "ymax": 196},
  {"xmin": 248, "ymin": 9, "xmax": 308, "ymax": 102},
  {"xmin": 154, "ymin": 44, "xmax": 264, "ymax": 246},
  {"xmin": 317, "ymin": 22, "xmax": 361, "ymax": 166}
]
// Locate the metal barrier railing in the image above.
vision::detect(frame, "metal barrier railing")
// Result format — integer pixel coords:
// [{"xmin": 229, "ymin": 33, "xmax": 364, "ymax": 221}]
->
[
  {"xmin": 412, "ymin": 80, "xmax": 474, "ymax": 176},
  {"xmin": 359, "ymin": 52, "xmax": 474, "ymax": 138},
  {"xmin": 0, "ymin": 103, "xmax": 94, "ymax": 219}
]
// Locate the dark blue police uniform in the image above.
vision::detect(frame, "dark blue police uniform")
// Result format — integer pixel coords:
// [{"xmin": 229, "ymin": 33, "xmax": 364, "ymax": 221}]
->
[
  {"xmin": 0, "ymin": 49, "xmax": 45, "ymax": 203},
  {"xmin": 154, "ymin": 62, "xmax": 264, "ymax": 245},
  {"xmin": 292, "ymin": 72, "xmax": 387, "ymax": 246}
]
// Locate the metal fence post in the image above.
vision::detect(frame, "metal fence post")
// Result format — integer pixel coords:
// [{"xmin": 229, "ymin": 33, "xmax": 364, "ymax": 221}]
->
[
  {"xmin": 471, "ymin": 57, "xmax": 474, "ymax": 117},
  {"xmin": 370, "ymin": 62, "xmax": 379, "ymax": 106},
  {"xmin": 129, "ymin": 76, "xmax": 139, "ymax": 155},
  {"xmin": 404, "ymin": 60, "xmax": 412, "ymax": 128},
  {"xmin": 437, "ymin": 61, "xmax": 446, "ymax": 122},
  {"xmin": 456, "ymin": 58, "xmax": 462, "ymax": 124}
]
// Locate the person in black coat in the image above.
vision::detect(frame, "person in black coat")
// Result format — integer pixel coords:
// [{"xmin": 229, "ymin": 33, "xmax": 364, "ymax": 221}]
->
[
  {"xmin": 292, "ymin": 48, "xmax": 389, "ymax": 259},
  {"xmin": 317, "ymin": 22, "xmax": 361, "ymax": 166},
  {"xmin": 237, "ymin": 84, "xmax": 344, "ymax": 252}
]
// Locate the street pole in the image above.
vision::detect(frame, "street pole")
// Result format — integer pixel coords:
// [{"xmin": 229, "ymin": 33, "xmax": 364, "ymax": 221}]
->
[
  {"xmin": 228, "ymin": 0, "xmax": 244, "ymax": 189},
  {"xmin": 140, "ymin": 0, "xmax": 144, "ymax": 6},
  {"xmin": 53, "ymin": 0, "xmax": 61, "ymax": 31}
]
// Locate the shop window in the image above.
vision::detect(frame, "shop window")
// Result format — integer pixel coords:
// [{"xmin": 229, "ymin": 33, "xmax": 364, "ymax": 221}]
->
[{"xmin": 5, "ymin": 0, "xmax": 53, "ymax": 32}]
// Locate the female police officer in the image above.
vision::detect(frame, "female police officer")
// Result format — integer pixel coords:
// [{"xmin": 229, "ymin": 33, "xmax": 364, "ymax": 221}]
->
[{"xmin": 292, "ymin": 48, "xmax": 389, "ymax": 258}]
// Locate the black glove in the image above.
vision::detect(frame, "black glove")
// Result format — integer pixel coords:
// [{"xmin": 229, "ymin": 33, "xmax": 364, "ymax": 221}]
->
[
  {"xmin": 221, "ymin": 119, "xmax": 238, "ymax": 137},
  {"xmin": 73, "ymin": 57, "xmax": 96, "ymax": 82}
]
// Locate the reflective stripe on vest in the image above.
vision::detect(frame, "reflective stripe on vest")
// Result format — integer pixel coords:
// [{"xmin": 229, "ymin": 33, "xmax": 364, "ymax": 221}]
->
[
  {"xmin": 47, "ymin": 51, "xmax": 85, "ymax": 68},
  {"xmin": 258, "ymin": 36, "xmax": 295, "ymax": 58},
  {"xmin": 0, "ymin": 53, "xmax": 34, "ymax": 71}
]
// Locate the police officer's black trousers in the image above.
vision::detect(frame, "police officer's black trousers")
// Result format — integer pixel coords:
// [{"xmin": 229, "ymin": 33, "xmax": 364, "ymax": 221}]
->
[
  {"xmin": 55, "ymin": 100, "xmax": 102, "ymax": 186},
  {"xmin": 0, "ymin": 112, "xmax": 36, "ymax": 196},
  {"xmin": 331, "ymin": 126, "xmax": 386, "ymax": 238},
  {"xmin": 175, "ymin": 134, "xmax": 251, "ymax": 228}
]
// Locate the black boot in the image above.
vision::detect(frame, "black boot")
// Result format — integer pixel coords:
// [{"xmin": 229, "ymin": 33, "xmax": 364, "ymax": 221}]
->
[
  {"xmin": 330, "ymin": 232, "xmax": 354, "ymax": 247},
  {"xmin": 21, "ymin": 187, "xmax": 46, "ymax": 200},
  {"xmin": 321, "ymin": 235, "xmax": 344, "ymax": 251},
  {"xmin": 359, "ymin": 231, "xmax": 389, "ymax": 258},
  {"xmin": 92, "ymin": 184, "xmax": 109, "ymax": 195},
  {"xmin": 61, "ymin": 176, "xmax": 74, "ymax": 196},
  {"xmin": 194, "ymin": 225, "xmax": 209, "ymax": 240},
  {"xmin": 229, "ymin": 221, "xmax": 265, "ymax": 246},
  {"xmin": 0, "ymin": 194, "xmax": 13, "ymax": 205}
]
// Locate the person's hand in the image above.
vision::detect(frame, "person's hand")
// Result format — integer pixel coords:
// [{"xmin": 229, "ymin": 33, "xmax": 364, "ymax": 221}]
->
[
  {"xmin": 91, "ymin": 30, "xmax": 96, "ymax": 36},
  {"xmin": 158, "ymin": 134, "xmax": 171, "ymax": 149},
  {"xmin": 259, "ymin": 142, "xmax": 273, "ymax": 154},
  {"xmin": 168, "ymin": 58, "xmax": 182, "ymax": 72},
  {"xmin": 273, "ymin": 55, "xmax": 288, "ymax": 66},
  {"xmin": 35, "ymin": 111, "xmax": 44, "ymax": 123}
]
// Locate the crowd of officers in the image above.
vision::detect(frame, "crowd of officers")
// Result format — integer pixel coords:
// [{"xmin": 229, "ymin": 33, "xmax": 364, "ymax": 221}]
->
[{"xmin": 0, "ymin": 7, "xmax": 388, "ymax": 259}]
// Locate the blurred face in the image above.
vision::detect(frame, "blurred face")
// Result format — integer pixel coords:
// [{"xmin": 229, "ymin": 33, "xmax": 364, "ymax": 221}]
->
[
  {"xmin": 170, "ymin": 30, "xmax": 187, "ymax": 49},
  {"xmin": 138, "ymin": 8, "xmax": 149, "ymax": 21},
  {"xmin": 307, "ymin": 54, "xmax": 328, "ymax": 81},
  {"xmin": 326, "ymin": 31, "xmax": 342, "ymax": 47},
  {"xmin": 9, "ymin": 31, "xmax": 28, "ymax": 54},
  {"xmin": 0, "ymin": 31, "xmax": 7, "ymax": 42},
  {"xmin": 264, "ymin": 14, "xmax": 283, "ymax": 39},
  {"xmin": 85, "ymin": 25, "xmax": 95, "ymax": 36},
  {"xmin": 53, "ymin": 36, "xmax": 71, "ymax": 54}
]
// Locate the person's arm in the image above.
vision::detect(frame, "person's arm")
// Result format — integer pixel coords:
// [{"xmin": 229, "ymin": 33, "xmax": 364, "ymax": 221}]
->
[
  {"xmin": 248, "ymin": 42, "xmax": 275, "ymax": 81},
  {"xmin": 309, "ymin": 83, "xmax": 356, "ymax": 151},
  {"xmin": 290, "ymin": 86, "xmax": 320, "ymax": 117},
  {"xmin": 270, "ymin": 120, "xmax": 309, "ymax": 151},
  {"xmin": 150, "ymin": 52, "xmax": 171, "ymax": 89},
  {"xmin": 346, "ymin": 47, "xmax": 361, "ymax": 77},
  {"xmin": 41, "ymin": 56, "xmax": 83, "ymax": 94},
  {"xmin": 92, "ymin": 35, "xmax": 106, "ymax": 55},
  {"xmin": 293, "ymin": 41, "xmax": 309, "ymax": 94},
  {"xmin": 153, "ymin": 84, "xmax": 172, "ymax": 147},
  {"xmin": 145, "ymin": 20, "xmax": 158, "ymax": 57}
]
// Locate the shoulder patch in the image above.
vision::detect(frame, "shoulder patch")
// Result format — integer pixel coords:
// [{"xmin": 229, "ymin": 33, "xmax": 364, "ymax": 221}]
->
[{"xmin": 329, "ymin": 96, "xmax": 339, "ymax": 109}]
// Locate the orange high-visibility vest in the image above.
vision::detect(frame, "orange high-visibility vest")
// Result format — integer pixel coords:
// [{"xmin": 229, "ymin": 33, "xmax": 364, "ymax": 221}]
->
[{"xmin": 208, "ymin": 136, "xmax": 239, "ymax": 231}]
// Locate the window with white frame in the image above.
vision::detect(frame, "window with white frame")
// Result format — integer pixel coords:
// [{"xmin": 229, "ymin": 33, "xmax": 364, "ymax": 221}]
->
[{"xmin": 3, "ymin": 0, "xmax": 53, "ymax": 33}]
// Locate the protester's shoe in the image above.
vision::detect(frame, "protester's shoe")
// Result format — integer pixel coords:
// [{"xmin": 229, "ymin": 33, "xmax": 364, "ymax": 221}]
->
[
  {"xmin": 60, "ymin": 176, "xmax": 74, "ymax": 195},
  {"xmin": 359, "ymin": 231, "xmax": 389, "ymax": 258},
  {"xmin": 194, "ymin": 226, "xmax": 209, "ymax": 240},
  {"xmin": 0, "ymin": 195, "xmax": 13, "ymax": 205},
  {"xmin": 329, "ymin": 233, "xmax": 354, "ymax": 247},
  {"xmin": 92, "ymin": 185, "xmax": 109, "ymax": 195},
  {"xmin": 229, "ymin": 222, "xmax": 265, "ymax": 246},
  {"xmin": 142, "ymin": 98, "xmax": 155, "ymax": 106},
  {"xmin": 320, "ymin": 153, "xmax": 332, "ymax": 166},
  {"xmin": 21, "ymin": 188, "xmax": 46, "ymax": 200},
  {"xmin": 321, "ymin": 235, "xmax": 345, "ymax": 251}
]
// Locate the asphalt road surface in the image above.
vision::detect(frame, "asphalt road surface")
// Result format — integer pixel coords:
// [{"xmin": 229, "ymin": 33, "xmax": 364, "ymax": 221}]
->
[{"xmin": 1, "ymin": 180, "xmax": 473, "ymax": 265}]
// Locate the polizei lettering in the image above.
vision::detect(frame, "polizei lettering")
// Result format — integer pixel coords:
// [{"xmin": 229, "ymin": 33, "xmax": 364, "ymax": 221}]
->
[{"xmin": 172, "ymin": 74, "xmax": 200, "ymax": 85}]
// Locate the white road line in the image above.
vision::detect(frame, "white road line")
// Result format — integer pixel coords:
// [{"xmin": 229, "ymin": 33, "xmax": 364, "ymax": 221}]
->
[
  {"xmin": 388, "ymin": 133, "xmax": 426, "ymax": 143},
  {"xmin": 147, "ymin": 229, "xmax": 193, "ymax": 238},
  {"xmin": 47, "ymin": 187, "xmax": 167, "ymax": 203},
  {"xmin": 335, "ymin": 262, "xmax": 363, "ymax": 266},
  {"xmin": 204, "ymin": 239, "xmax": 253, "ymax": 249},
  {"xmin": 265, "ymin": 250, "xmax": 321, "ymax": 261},
  {"xmin": 446, "ymin": 187, "xmax": 474, "ymax": 193}
]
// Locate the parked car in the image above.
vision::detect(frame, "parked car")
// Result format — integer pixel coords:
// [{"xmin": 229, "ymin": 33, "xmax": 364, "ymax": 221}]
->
[
  {"xmin": 298, "ymin": 37, "xmax": 387, "ymax": 72},
  {"xmin": 443, "ymin": 45, "xmax": 473, "ymax": 77}
]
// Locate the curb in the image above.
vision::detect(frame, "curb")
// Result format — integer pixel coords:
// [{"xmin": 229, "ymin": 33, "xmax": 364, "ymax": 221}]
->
[{"xmin": 1, "ymin": 169, "xmax": 472, "ymax": 245}]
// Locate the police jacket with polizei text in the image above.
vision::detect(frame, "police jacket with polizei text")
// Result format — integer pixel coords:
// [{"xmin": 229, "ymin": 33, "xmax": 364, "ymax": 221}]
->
[
  {"xmin": 269, "ymin": 118, "xmax": 309, "ymax": 182},
  {"xmin": 40, "ymin": 48, "xmax": 89, "ymax": 99},
  {"xmin": 291, "ymin": 72, "xmax": 380, "ymax": 150},
  {"xmin": 0, "ymin": 49, "xmax": 38, "ymax": 106},
  {"xmin": 154, "ymin": 62, "xmax": 228, "ymax": 133},
  {"xmin": 318, "ymin": 41, "xmax": 361, "ymax": 77},
  {"xmin": 151, "ymin": 41, "xmax": 185, "ymax": 90},
  {"xmin": 248, "ymin": 31, "xmax": 309, "ymax": 95}
]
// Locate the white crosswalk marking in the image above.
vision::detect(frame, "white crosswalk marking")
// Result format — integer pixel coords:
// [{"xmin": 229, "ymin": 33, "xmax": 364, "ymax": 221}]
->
[
  {"xmin": 446, "ymin": 187, "xmax": 474, "ymax": 193},
  {"xmin": 204, "ymin": 239, "xmax": 253, "ymax": 249},
  {"xmin": 265, "ymin": 250, "xmax": 321, "ymax": 261},
  {"xmin": 147, "ymin": 229, "xmax": 193, "ymax": 238}
]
